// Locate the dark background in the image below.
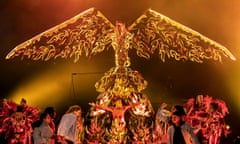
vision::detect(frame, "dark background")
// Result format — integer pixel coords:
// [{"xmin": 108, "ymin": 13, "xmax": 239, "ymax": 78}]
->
[{"xmin": 0, "ymin": 0, "xmax": 240, "ymax": 143}]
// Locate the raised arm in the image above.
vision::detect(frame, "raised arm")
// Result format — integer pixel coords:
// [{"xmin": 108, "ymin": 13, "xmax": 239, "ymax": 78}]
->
[{"xmin": 89, "ymin": 102, "xmax": 113, "ymax": 112}]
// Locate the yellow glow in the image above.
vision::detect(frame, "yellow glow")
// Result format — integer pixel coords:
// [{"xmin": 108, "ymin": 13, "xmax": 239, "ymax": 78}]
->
[
  {"xmin": 8, "ymin": 61, "xmax": 102, "ymax": 109},
  {"xmin": 10, "ymin": 79, "xmax": 65, "ymax": 108},
  {"xmin": 225, "ymin": 65, "xmax": 240, "ymax": 114},
  {"xmin": 223, "ymin": 18, "xmax": 240, "ymax": 114}
]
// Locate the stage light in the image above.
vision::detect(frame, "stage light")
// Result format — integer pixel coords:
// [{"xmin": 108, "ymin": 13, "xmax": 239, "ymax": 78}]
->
[{"xmin": 226, "ymin": 125, "xmax": 230, "ymax": 130}]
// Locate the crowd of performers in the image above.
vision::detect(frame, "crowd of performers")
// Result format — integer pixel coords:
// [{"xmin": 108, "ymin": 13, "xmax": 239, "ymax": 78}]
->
[
  {"xmin": 0, "ymin": 95, "xmax": 231, "ymax": 144},
  {"xmin": 0, "ymin": 98, "xmax": 84, "ymax": 144},
  {"xmin": 154, "ymin": 95, "xmax": 230, "ymax": 144}
]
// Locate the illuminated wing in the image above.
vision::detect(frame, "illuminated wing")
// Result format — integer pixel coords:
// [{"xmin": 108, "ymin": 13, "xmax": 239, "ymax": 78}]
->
[
  {"xmin": 6, "ymin": 8, "xmax": 114, "ymax": 63},
  {"xmin": 129, "ymin": 9, "xmax": 236, "ymax": 63}
]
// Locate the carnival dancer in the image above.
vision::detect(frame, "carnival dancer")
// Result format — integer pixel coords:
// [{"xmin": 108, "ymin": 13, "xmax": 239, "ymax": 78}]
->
[
  {"xmin": 43, "ymin": 107, "xmax": 57, "ymax": 133},
  {"xmin": 154, "ymin": 102, "xmax": 171, "ymax": 143},
  {"xmin": 185, "ymin": 95, "xmax": 211, "ymax": 144},
  {"xmin": 185, "ymin": 95, "xmax": 230, "ymax": 144},
  {"xmin": 57, "ymin": 105, "xmax": 83, "ymax": 144},
  {"xmin": 33, "ymin": 112, "xmax": 55, "ymax": 144},
  {"xmin": 167, "ymin": 106, "xmax": 200, "ymax": 144},
  {"xmin": 89, "ymin": 98, "xmax": 141, "ymax": 144},
  {"xmin": 206, "ymin": 102, "xmax": 225, "ymax": 144},
  {"xmin": 0, "ymin": 98, "xmax": 40, "ymax": 144}
]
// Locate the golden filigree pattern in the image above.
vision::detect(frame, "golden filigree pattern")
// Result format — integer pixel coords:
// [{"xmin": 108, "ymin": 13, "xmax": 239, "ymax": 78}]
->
[
  {"xmin": 6, "ymin": 8, "xmax": 114, "ymax": 62},
  {"xmin": 129, "ymin": 9, "xmax": 236, "ymax": 63},
  {"xmin": 95, "ymin": 67, "xmax": 148, "ymax": 97}
]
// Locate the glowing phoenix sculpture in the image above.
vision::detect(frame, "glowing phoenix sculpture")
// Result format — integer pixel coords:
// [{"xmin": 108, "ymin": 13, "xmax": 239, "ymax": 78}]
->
[
  {"xmin": 6, "ymin": 8, "xmax": 235, "ymax": 62},
  {"xmin": 6, "ymin": 8, "xmax": 235, "ymax": 143}
]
